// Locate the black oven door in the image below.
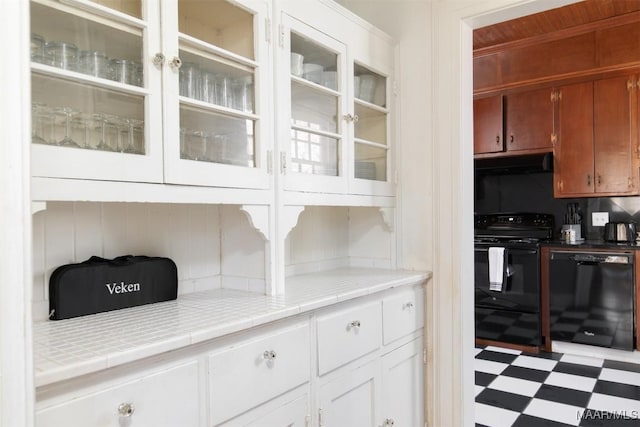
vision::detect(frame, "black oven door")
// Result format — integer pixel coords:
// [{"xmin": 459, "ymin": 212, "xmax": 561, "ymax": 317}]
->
[{"xmin": 474, "ymin": 245, "xmax": 540, "ymax": 313}]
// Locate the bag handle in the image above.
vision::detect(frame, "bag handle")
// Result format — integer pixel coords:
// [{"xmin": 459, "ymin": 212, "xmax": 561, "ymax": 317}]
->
[{"xmin": 85, "ymin": 255, "xmax": 136, "ymax": 265}]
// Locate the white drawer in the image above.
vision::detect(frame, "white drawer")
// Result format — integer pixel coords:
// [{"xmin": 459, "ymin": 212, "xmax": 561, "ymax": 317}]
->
[
  {"xmin": 316, "ymin": 301, "xmax": 382, "ymax": 376},
  {"xmin": 382, "ymin": 286, "xmax": 424, "ymax": 345},
  {"xmin": 36, "ymin": 361, "xmax": 200, "ymax": 427},
  {"xmin": 208, "ymin": 322, "xmax": 310, "ymax": 425}
]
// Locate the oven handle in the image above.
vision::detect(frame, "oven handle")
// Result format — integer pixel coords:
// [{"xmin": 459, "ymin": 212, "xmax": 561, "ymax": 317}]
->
[{"xmin": 475, "ymin": 247, "xmax": 538, "ymax": 255}]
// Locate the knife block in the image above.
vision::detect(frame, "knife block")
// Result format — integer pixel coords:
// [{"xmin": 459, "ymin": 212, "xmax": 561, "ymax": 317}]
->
[{"xmin": 561, "ymin": 224, "xmax": 582, "ymax": 241}]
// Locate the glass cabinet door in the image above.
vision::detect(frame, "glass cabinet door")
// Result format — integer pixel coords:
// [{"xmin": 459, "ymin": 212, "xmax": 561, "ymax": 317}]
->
[
  {"xmin": 282, "ymin": 14, "xmax": 348, "ymax": 194},
  {"xmin": 353, "ymin": 63, "xmax": 389, "ymax": 183},
  {"xmin": 161, "ymin": 0, "xmax": 271, "ymax": 189},
  {"xmin": 30, "ymin": 0, "xmax": 163, "ymax": 183}
]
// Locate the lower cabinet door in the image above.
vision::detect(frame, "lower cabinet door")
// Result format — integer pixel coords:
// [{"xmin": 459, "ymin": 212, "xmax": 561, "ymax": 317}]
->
[
  {"xmin": 35, "ymin": 361, "xmax": 200, "ymax": 427},
  {"xmin": 318, "ymin": 360, "xmax": 380, "ymax": 427},
  {"xmin": 381, "ymin": 337, "xmax": 424, "ymax": 427},
  {"xmin": 221, "ymin": 388, "xmax": 310, "ymax": 427}
]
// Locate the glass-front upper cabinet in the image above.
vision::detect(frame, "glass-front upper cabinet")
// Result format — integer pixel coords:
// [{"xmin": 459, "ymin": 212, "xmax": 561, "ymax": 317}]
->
[
  {"xmin": 351, "ymin": 61, "xmax": 392, "ymax": 196},
  {"xmin": 30, "ymin": 0, "xmax": 163, "ymax": 183},
  {"xmin": 280, "ymin": 13, "xmax": 348, "ymax": 194},
  {"xmin": 278, "ymin": 4, "xmax": 394, "ymax": 197},
  {"xmin": 161, "ymin": 0, "xmax": 271, "ymax": 189}
]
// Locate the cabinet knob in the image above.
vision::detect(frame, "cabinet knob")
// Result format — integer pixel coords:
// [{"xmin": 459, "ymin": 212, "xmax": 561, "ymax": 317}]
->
[
  {"xmin": 348, "ymin": 320, "xmax": 361, "ymax": 329},
  {"xmin": 496, "ymin": 135, "xmax": 500, "ymax": 144},
  {"xmin": 597, "ymin": 175, "xmax": 602, "ymax": 185},
  {"xmin": 118, "ymin": 402, "xmax": 135, "ymax": 418},
  {"xmin": 587, "ymin": 174, "xmax": 591, "ymax": 186},
  {"xmin": 510, "ymin": 135, "xmax": 514, "ymax": 143},
  {"xmin": 170, "ymin": 56, "xmax": 182, "ymax": 70},
  {"xmin": 353, "ymin": 114, "xmax": 359, "ymax": 123},
  {"xmin": 152, "ymin": 52, "xmax": 165, "ymax": 66},
  {"xmin": 403, "ymin": 302, "xmax": 414, "ymax": 310},
  {"xmin": 384, "ymin": 418, "xmax": 395, "ymax": 426},
  {"xmin": 262, "ymin": 350, "xmax": 277, "ymax": 360},
  {"xmin": 343, "ymin": 113, "xmax": 355, "ymax": 122}
]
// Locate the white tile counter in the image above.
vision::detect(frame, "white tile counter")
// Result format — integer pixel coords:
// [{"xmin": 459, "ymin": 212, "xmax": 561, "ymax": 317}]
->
[{"xmin": 33, "ymin": 268, "xmax": 430, "ymax": 387}]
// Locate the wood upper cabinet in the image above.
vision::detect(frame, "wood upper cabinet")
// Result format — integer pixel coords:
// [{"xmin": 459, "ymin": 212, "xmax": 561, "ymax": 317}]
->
[
  {"xmin": 553, "ymin": 82, "xmax": 594, "ymax": 196},
  {"xmin": 474, "ymin": 89, "xmax": 553, "ymax": 156},
  {"xmin": 474, "ymin": 95, "xmax": 503, "ymax": 154},
  {"xmin": 554, "ymin": 75, "xmax": 639, "ymax": 198},
  {"xmin": 505, "ymin": 87, "xmax": 554, "ymax": 152}
]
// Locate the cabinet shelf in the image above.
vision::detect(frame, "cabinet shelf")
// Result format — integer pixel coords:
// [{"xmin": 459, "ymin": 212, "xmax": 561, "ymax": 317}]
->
[
  {"xmin": 32, "ymin": 63, "xmax": 149, "ymax": 97},
  {"xmin": 180, "ymin": 96, "xmax": 258, "ymax": 121},
  {"xmin": 179, "ymin": 33, "xmax": 258, "ymax": 71},
  {"xmin": 354, "ymin": 98, "xmax": 388, "ymax": 113},
  {"xmin": 291, "ymin": 75, "xmax": 340, "ymax": 96}
]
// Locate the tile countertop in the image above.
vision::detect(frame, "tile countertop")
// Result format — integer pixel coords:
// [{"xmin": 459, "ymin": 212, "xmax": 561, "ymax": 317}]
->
[
  {"xmin": 542, "ymin": 240, "xmax": 640, "ymax": 250},
  {"xmin": 33, "ymin": 267, "xmax": 431, "ymax": 387}
]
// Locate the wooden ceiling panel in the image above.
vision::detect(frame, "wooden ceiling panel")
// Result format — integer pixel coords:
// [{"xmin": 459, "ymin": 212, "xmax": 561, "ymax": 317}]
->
[{"xmin": 473, "ymin": 0, "xmax": 640, "ymax": 50}]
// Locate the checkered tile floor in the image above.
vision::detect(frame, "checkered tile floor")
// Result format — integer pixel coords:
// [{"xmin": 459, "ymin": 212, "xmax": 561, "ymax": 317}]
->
[{"xmin": 475, "ymin": 346, "xmax": 640, "ymax": 426}]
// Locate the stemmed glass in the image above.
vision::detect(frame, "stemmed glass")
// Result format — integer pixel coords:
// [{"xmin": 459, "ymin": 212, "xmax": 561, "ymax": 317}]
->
[
  {"xmin": 54, "ymin": 107, "xmax": 80, "ymax": 147},
  {"xmin": 95, "ymin": 114, "xmax": 116, "ymax": 152}
]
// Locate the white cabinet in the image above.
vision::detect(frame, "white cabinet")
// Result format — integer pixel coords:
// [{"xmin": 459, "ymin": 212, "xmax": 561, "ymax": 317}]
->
[
  {"xmin": 381, "ymin": 338, "xmax": 424, "ymax": 427},
  {"xmin": 277, "ymin": 0, "xmax": 395, "ymax": 198},
  {"xmin": 30, "ymin": 0, "xmax": 272, "ymax": 190},
  {"xmin": 208, "ymin": 322, "xmax": 310, "ymax": 425},
  {"xmin": 382, "ymin": 286, "xmax": 424, "ymax": 345},
  {"xmin": 36, "ymin": 361, "xmax": 201, "ymax": 427},
  {"xmin": 220, "ymin": 387, "xmax": 310, "ymax": 427},
  {"xmin": 318, "ymin": 360, "xmax": 380, "ymax": 427},
  {"xmin": 316, "ymin": 301, "xmax": 382, "ymax": 375}
]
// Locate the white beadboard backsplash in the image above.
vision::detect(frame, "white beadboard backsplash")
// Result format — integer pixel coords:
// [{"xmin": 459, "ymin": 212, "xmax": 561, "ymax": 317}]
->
[
  {"xmin": 285, "ymin": 206, "xmax": 395, "ymax": 276},
  {"xmin": 32, "ymin": 202, "xmax": 266, "ymax": 321}
]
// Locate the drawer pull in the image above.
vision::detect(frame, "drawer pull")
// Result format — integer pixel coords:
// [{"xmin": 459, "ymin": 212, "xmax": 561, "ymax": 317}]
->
[
  {"xmin": 403, "ymin": 302, "xmax": 414, "ymax": 310},
  {"xmin": 262, "ymin": 350, "xmax": 277, "ymax": 360},
  {"xmin": 348, "ymin": 320, "xmax": 361, "ymax": 329},
  {"xmin": 118, "ymin": 402, "xmax": 135, "ymax": 418},
  {"xmin": 384, "ymin": 418, "xmax": 395, "ymax": 426}
]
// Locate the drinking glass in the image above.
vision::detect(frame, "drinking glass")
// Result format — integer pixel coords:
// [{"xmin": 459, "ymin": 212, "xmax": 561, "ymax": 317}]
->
[
  {"xmin": 130, "ymin": 119, "xmax": 145, "ymax": 154},
  {"xmin": 70, "ymin": 113, "xmax": 93, "ymax": 149},
  {"xmin": 95, "ymin": 114, "xmax": 119, "ymax": 152},
  {"xmin": 179, "ymin": 62, "xmax": 201, "ymax": 99},
  {"xmin": 120, "ymin": 118, "xmax": 144, "ymax": 154},
  {"xmin": 110, "ymin": 59, "xmax": 137, "ymax": 85},
  {"xmin": 45, "ymin": 42, "xmax": 78, "ymax": 71},
  {"xmin": 30, "ymin": 34, "xmax": 45, "ymax": 62},
  {"xmin": 215, "ymin": 74, "xmax": 230, "ymax": 107},
  {"xmin": 201, "ymin": 71, "xmax": 217, "ymax": 104},
  {"xmin": 53, "ymin": 107, "xmax": 80, "ymax": 147},
  {"xmin": 79, "ymin": 51, "xmax": 110, "ymax": 79},
  {"xmin": 31, "ymin": 103, "xmax": 54, "ymax": 145}
]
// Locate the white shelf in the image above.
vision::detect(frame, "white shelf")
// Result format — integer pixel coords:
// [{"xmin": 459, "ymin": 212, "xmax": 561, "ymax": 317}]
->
[{"xmin": 33, "ymin": 268, "xmax": 430, "ymax": 387}]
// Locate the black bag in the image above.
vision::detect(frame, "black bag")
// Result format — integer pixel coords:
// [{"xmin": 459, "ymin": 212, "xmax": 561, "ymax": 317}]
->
[{"xmin": 49, "ymin": 255, "xmax": 178, "ymax": 320}]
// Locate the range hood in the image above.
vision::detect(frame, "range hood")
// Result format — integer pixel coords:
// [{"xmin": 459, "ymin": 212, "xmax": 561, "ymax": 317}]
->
[{"xmin": 474, "ymin": 152, "xmax": 553, "ymax": 175}]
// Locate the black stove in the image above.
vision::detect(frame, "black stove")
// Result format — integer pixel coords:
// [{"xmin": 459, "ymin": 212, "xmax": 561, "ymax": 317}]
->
[{"xmin": 474, "ymin": 212, "xmax": 554, "ymax": 348}]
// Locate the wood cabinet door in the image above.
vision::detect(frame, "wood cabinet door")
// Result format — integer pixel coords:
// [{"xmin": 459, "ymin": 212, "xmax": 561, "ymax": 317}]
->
[
  {"xmin": 594, "ymin": 75, "xmax": 636, "ymax": 194},
  {"xmin": 505, "ymin": 88, "xmax": 553, "ymax": 152},
  {"xmin": 474, "ymin": 95, "xmax": 504, "ymax": 154},
  {"xmin": 554, "ymin": 82, "xmax": 594, "ymax": 197}
]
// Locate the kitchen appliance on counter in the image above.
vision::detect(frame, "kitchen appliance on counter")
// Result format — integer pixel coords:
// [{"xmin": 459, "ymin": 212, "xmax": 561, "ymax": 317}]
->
[
  {"xmin": 474, "ymin": 212, "xmax": 554, "ymax": 347},
  {"xmin": 561, "ymin": 203, "xmax": 583, "ymax": 242},
  {"xmin": 549, "ymin": 250, "xmax": 634, "ymax": 351},
  {"xmin": 603, "ymin": 222, "xmax": 637, "ymax": 242}
]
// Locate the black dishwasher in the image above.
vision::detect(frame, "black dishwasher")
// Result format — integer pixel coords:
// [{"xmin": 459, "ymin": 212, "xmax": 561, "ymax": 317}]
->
[{"xmin": 549, "ymin": 251, "xmax": 635, "ymax": 351}]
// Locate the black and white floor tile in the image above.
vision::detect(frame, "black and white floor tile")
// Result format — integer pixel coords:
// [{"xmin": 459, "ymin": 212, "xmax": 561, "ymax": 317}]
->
[{"xmin": 475, "ymin": 346, "xmax": 640, "ymax": 426}]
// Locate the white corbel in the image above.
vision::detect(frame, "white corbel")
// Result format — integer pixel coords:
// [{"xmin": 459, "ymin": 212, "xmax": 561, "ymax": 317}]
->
[
  {"xmin": 31, "ymin": 201, "xmax": 47, "ymax": 215},
  {"xmin": 282, "ymin": 205, "xmax": 305, "ymax": 238},
  {"xmin": 240, "ymin": 205, "xmax": 270, "ymax": 241},
  {"xmin": 378, "ymin": 207, "xmax": 395, "ymax": 232}
]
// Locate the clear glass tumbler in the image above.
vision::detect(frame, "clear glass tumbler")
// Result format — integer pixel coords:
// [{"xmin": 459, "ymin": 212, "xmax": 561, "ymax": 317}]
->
[
  {"xmin": 30, "ymin": 33, "xmax": 45, "ymax": 62},
  {"xmin": 179, "ymin": 62, "xmax": 201, "ymax": 100},
  {"xmin": 110, "ymin": 59, "xmax": 137, "ymax": 85},
  {"xmin": 79, "ymin": 51, "xmax": 110, "ymax": 79},
  {"xmin": 45, "ymin": 41, "xmax": 78, "ymax": 71},
  {"xmin": 31, "ymin": 103, "xmax": 54, "ymax": 145},
  {"xmin": 53, "ymin": 107, "xmax": 80, "ymax": 147},
  {"xmin": 201, "ymin": 71, "xmax": 217, "ymax": 104}
]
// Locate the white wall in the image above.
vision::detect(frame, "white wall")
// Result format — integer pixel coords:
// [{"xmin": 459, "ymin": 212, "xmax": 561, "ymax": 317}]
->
[
  {"xmin": 32, "ymin": 203, "xmax": 267, "ymax": 321},
  {"xmin": 285, "ymin": 206, "xmax": 394, "ymax": 276},
  {"xmin": 337, "ymin": 1, "xmax": 581, "ymax": 425}
]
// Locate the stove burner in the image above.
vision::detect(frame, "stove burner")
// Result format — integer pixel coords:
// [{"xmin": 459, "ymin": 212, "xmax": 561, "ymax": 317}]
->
[{"xmin": 507, "ymin": 238, "xmax": 539, "ymax": 244}]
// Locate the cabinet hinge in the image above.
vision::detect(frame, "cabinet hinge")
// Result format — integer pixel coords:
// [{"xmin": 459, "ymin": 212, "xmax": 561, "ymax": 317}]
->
[
  {"xmin": 280, "ymin": 151, "xmax": 287, "ymax": 174},
  {"xmin": 267, "ymin": 150, "xmax": 273, "ymax": 174},
  {"xmin": 550, "ymin": 89, "xmax": 556, "ymax": 103},
  {"xmin": 305, "ymin": 414, "xmax": 311, "ymax": 427},
  {"xmin": 265, "ymin": 18, "xmax": 271, "ymax": 43},
  {"xmin": 319, "ymin": 408, "xmax": 324, "ymax": 427},
  {"xmin": 550, "ymin": 133, "xmax": 557, "ymax": 146},
  {"xmin": 423, "ymin": 348, "xmax": 427, "ymax": 364},
  {"xmin": 392, "ymin": 80, "xmax": 398, "ymax": 96},
  {"xmin": 627, "ymin": 79, "xmax": 636, "ymax": 91},
  {"xmin": 279, "ymin": 23, "xmax": 285, "ymax": 48}
]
